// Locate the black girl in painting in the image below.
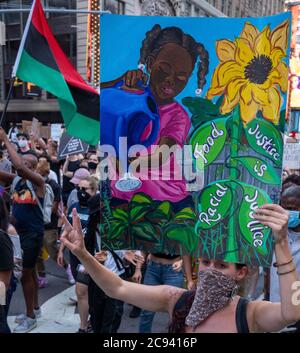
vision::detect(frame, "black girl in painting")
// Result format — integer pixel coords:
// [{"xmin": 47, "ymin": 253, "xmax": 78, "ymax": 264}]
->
[{"xmin": 102, "ymin": 24, "xmax": 209, "ymax": 210}]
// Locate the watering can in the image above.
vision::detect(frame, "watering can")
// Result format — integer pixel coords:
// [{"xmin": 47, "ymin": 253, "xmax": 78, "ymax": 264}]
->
[
  {"xmin": 100, "ymin": 81, "xmax": 160, "ymax": 192},
  {"xmin": 100, "ymin": 80, "xmax": 160, "ymax": 157}
]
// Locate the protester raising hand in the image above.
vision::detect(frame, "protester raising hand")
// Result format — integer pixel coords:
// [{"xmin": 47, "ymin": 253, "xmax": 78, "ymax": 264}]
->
[
  {"xmin": 254, "ymin": 204, "xmax": 289, "ymax": 244},
  {"xmin": 60, "ymin": 209, "xmax": 87, "ymax": 259}
]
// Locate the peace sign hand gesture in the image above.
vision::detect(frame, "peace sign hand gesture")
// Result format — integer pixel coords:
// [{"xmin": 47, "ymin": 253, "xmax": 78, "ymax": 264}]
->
[{"xmin": 61, "ymin": 209, "xmax": 88, "ymax": 260}]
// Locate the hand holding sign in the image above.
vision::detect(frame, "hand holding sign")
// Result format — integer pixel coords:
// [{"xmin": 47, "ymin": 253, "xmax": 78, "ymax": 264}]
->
[{"xmin": 254, "ymin": 204, "xmax": 289, "ymax": 245}]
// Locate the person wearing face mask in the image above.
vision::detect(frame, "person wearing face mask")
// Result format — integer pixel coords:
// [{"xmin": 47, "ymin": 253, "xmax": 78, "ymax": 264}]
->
[
  {"xmin": 270, "ymin": 185, "xmax": 300, "ymax": 332},
  {"xmin": 60, "ymin": 203, "xmax": 300, "ymax": 333},
  {"xmin": 0, "ymin": 128, "xmax": 45, "ymax": 333},
  {"xmin": 66, "ymin": 168, "xmax": 91, "ymax": 211},
  {"xmin": 88, "ymin": 154, "xmax": 99, "ymax": 176},
  {"xmin": 16, "ymin": 132, "xmax": 35, "ymax": 156},
  {"xmin": 58, "ymin": 176, "xmax": 98, "ymax": 333}
]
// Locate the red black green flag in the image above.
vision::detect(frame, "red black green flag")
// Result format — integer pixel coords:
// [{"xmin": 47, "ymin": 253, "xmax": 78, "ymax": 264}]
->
[{"xmin": 12, "ymin": 0, "xmax": 99, "ymax": 146}]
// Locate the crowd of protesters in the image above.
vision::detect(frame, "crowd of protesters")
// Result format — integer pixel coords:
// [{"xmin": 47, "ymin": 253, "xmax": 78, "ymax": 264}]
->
[{"xmin": 1, "ymin": 125, "xmax": 300, "ymax": 333}]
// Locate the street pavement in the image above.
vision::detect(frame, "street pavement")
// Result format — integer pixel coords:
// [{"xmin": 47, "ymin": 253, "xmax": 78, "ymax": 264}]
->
[{"xmin": 8, "ymin": 257, "xmax": 169, "ymax": 333}]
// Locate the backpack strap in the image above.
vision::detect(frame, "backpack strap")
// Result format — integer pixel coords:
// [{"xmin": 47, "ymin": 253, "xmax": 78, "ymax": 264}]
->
[
  {"xmin": 109, "ymin": 249, "xmax": 125, "ymax": 272},
  {"xmin": 26, "ymin": 181, "xmax": 43, "ymax": 214},
  {"xmin": 10, "ymin": 175, "xmax": 22, "ymax": 195}
]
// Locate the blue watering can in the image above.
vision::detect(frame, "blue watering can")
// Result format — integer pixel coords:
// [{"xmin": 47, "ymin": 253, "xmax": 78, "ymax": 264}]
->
[{"xmin": 100, "ymin": 80, "xmax": 160, "ymax": 157}]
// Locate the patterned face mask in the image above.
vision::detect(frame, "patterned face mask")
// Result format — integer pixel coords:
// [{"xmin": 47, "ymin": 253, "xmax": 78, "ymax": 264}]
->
[{"xmin": 185, "ymin": 268, "xmax": 238, "ymax": 328}]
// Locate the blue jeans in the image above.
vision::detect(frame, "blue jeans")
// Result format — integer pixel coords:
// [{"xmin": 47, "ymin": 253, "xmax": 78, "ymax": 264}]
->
[{"xmin": 138, "ymin": 260, "xmax": 184, "ymax": 333}]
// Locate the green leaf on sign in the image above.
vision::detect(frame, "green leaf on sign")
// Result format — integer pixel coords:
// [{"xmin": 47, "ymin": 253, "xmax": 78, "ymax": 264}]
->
[
  {"xmin": 130, "ymin": 205, "xmax": 149, "ymax": 223},
  {"xmin": 189, "ymin": 118, "xmax": 228, "ymax": 169},
  {"xmin": 111, "ymin": 208, "xmax": 128, "ymax": 222},
  {"xmin": 164, "ymin": 224, "xmax": 199, "ymax": 253},
  {"xmin": 196, "ymin": 180, "xmax": 233, "ymax": 230},
  {"xmin": 232, "ymin": 156, "xmax": 281, "ymax": 185},
  {"xmin": 182, "ymin": 97, "xmax": 220, "ymax": 116},
  {"xmin": 108, "ymin": 221, "xmax": 126, "ymax": 240},
  {"xmin": 157, "ymin": 201, "xmax": 171, "ymax": 218},
  {"xmin": 174, "ymin": 207, "xmax": 197, "ymax": 221},
  {"xmin": 130, "ymin": 193, "xmax": 153, "ymax": 205},
  {"xmin": 237, "ymin": 182, "xmax": 272, "ymax": 256},
  {"xmin": 244, "ymin": 118, "xmax": 283, "ymax": 166},
  {"xmin": 132, "ymin": 222, "xmax": 159, "ymax": 243}
]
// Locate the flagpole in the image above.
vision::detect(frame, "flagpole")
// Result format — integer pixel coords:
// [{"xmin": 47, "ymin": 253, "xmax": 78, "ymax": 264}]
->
[
  {"xmin": 11, "ymin": 0, "xmax": 37, "ymax": 78},
  {"xmin": 1, "ymin": 0, "xmax": 36, "ymax": 127},
  {"xmin": 0, "ymin": 77, "xmax": 15, "ymax": 127}
]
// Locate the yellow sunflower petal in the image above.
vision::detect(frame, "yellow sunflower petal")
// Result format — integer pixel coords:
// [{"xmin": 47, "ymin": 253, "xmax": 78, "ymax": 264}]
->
[
  {"xmin": 261, "ymin": 87, "xmax": 282, "ymax": 125},
  {"xmin": 254, "ymin": 25, "xmax": 271, "ymax": 57},
  {"xmin": 235, "ymin": 38, "xmax": 255, "ymax": 65},
  {"xmin": 240, "ymin": 22, "xmax": 259, "ymax": 47},
  {"xmin": 270, "ymin": 47, "xmax": 285, "ymax": 67},
  {"xmin": 206, "ymin": 61, "xmax": 244, "ymax": 99},
  {"xmin": 206, "ymin": 85, "xmax": 226, "ymax": 99},
  {"xmin": 273, "ymin": 62, "xmax": 289, "ymax": 92},
  {"xmin": 270, "ymin": 19, "xmax": 289, "ymax": 52},
  {"xmin": 240, "ymin": 84, "xmax": 253, "ymax": 105},
  {"xmin": 240, "ymin": 95, "xmax": 259, "ymax": 125},
  {"xmin": 220, "ymin": 78, "xmax": 246, "ymax": 113},
  {"xmin": 257, "ymin": 69, "xmax": 280, "ymax": 90},
  {"xmin": 252, "ymin": 85, "xmax": 270, "ymax": 105},
  {"xmin": 216, "ymin": 39, "xmax": 236, "ymax": 62}
]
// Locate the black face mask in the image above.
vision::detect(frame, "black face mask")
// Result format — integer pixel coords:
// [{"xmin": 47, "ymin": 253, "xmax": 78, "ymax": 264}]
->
[
  {"xmin": 77, "ymin": 190, "xmax": 90, "ymax": 206},
  {"xmin": 88, "ymin": 162, "xmax": 98, "ymax": 170}
]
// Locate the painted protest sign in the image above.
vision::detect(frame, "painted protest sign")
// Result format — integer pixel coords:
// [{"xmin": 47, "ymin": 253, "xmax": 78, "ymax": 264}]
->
[
  {"xmin": 58, "ymin": 133, "xmax": 89, "ymax": 160},
  {"xmin": 100, "ymin": 13, "xmax": 290, "ymax": 266}
]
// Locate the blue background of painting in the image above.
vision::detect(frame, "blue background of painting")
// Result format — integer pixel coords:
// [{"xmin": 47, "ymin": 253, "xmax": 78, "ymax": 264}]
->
[{"xmin": 100, "ymin": 12, "xmax": 291, "ymax": 109}]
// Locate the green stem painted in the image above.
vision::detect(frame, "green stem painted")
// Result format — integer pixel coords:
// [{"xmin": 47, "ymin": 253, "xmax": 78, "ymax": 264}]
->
[{"xmin": 224, "ymin": 107, "xmax": 240, "ymax": 263}]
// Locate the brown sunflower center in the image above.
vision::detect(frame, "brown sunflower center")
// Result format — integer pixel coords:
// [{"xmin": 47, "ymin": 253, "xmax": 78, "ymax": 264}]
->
[{"xmin": 244, "ymin": 55, "xmax": 273, "ymax": 84}]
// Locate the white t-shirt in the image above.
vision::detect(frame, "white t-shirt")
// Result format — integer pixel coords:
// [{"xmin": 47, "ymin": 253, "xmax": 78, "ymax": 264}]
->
[
  {"xmin": 95, "ymin": 232, "xmax": 125, "ymax": 276},
  {"xmin": 49, "ymin": 169, "xmax": 58, "ymax": 183}
]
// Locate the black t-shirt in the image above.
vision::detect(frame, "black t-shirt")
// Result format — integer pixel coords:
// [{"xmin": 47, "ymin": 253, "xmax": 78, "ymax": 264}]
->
[
  {"xmin": 0, "ymin": 230, "xmax": 13, "ymax": 271},
  {"xmin": 62, "ymin": 160, "xmax": 81, "ymax": 194},
  {"xmin": 18, "ymin": 149, "xmax": 37, "ymax": 157},
  {"xmin": 152, "ymin": 253, "xmax": 180, "ymax": 260},
  {"xmin": 50, "ymin": 158, "xmax": 63, "ymax": 185},
  {"xmin": 12, "ymin": 178, "xmax": 44, "ymax": 235},
  {"xmin": 45, "ymin": 178, "xmax": 61, "ymax": 230}
]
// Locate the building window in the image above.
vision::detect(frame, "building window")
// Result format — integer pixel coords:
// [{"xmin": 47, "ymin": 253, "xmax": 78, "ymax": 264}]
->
[
  {"xmin": 185, "ymin": 1, "xmax": 192, "ymax": 15},
  {"xmin": 103, "ymin": 0, "xmax": 125, "ymax": 14},
  {"xmin": 194, "ymin": 6, "xmax": 200, "ymax": 17},
  {"xmin": 221, "ymin": 0, "xmax": 226, "ymax": 14},
  {"xmin": 227, "ymin": 0, "xmax": 232, "ymax": 16},
  {"xmin": 235, "ymin": 6, "xmax": 240, "ymax": 17}
]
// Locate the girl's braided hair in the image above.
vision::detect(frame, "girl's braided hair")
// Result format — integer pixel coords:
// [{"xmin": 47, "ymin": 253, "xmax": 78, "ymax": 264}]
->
[{"xmin": 139, "ymin": 24, "xmax": 209, "ymax": 90}]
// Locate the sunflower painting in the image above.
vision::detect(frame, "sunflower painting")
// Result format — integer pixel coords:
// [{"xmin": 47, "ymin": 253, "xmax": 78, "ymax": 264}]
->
[
  {"xmin": 184, "ymin": 18, "xmax": 290, "ymax": 266},
  {"xmin": 206, "ymin": 20, "xmax": 289, "ymax": 125}
]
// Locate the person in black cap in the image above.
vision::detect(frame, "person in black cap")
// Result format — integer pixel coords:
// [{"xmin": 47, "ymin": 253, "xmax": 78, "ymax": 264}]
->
[{"xmin": 16, "ymin": 132, "xmax": 36, "ymax": 156}]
